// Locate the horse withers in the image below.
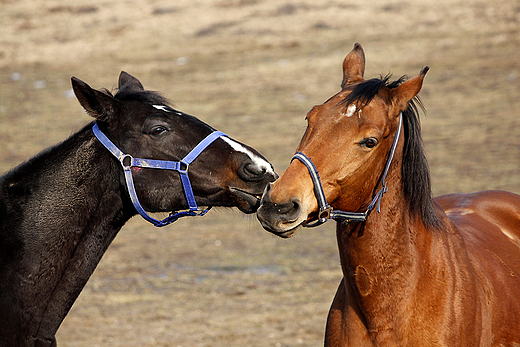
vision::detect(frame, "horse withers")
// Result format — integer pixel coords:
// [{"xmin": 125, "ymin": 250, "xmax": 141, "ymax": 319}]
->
[
  {"xmin": 257, "ymin": 43, "xmax": 520, "ymax": 346},
  {"xmin": 0, "ymin": 72, "xmax": 276, "ymax": 347}
]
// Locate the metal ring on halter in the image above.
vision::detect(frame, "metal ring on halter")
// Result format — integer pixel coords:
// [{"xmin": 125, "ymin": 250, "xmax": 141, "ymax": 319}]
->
[
  {"xmin": 121, "ymin": 155, "xmax": 133, "ymax": 171},
  {"xmin": 178, "ymin": 162, "xmax": 189, "ymax": 175}
]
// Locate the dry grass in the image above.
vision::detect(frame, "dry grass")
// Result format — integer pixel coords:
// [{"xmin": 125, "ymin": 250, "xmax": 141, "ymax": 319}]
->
[{"xmin": 0, "ymin": 0, "xmax": 519, "ymax": 346}]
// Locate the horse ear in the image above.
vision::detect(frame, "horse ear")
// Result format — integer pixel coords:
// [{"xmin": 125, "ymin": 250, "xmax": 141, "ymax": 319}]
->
[
  {"xmin": 118, "ymin": 71, "xmax": 144, "ymax": 92},
  {"xmin": 342, "ymin": 43, "xmax": 365, "ymax": 88},
  {"xmin": 390, "ymin": 66, "xmax": 430, "ymax": 113},
  {"xmin": 71, "ymin": 76, "xmax": 119, "ymax": 122}
]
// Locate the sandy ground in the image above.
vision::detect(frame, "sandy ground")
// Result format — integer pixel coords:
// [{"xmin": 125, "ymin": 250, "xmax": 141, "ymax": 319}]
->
[{"xmin": 0, "ymin": 0, "xmax": 519, "ymax": 346}]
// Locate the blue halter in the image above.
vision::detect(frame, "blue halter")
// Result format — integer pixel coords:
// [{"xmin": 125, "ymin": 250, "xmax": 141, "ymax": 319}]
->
[
  {"xmin": 291, "ymin": 113, "xmax": 403, "ymax": 227},
  {"xmin": 92, "ymin": 123, "xmax": 227, "ymax": 227}
]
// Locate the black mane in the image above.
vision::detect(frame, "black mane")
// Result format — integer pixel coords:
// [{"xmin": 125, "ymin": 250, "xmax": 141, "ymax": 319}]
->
[
  {"xmin": 342, "ymin": 76, "xmax": 441, "ymax": 230},
  {"xmin": 106, "ymin": 87, "xmax": 173, "ymax": 106}
]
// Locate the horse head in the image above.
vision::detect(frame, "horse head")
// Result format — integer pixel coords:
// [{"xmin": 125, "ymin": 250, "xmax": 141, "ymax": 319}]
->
[
  {"xmin": 257, "ymin": 43, "xmax": 428, "ymax": 237},
  {"xmin": 72, "ymin": 72, "xmax": 277, "ymax": 217}
]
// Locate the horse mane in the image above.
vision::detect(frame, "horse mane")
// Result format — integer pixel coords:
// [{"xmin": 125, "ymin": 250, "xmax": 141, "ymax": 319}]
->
[
  {"xmin": 341, "ymin": 75, "xmax": 442, "ymax": 230},
  {"xmin": 104, "ymin": 86, "xmax": 173, "ymax": 106}
]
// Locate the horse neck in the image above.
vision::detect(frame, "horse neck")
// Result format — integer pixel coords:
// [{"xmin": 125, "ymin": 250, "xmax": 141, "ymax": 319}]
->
[
  {"xmin": 333, "ymin": 156, "xmax": 474, "ymax": 342},
  {"xmin": 0, "ymin": 123, "xmax": 132, "ymax": 346},
  {"xmin": 334, "ymin": 153, "xmax": 429, "ymax": 334},
  {"xmin": 336, "ymin": 170, "xmax": 421, "ymax": 285}
]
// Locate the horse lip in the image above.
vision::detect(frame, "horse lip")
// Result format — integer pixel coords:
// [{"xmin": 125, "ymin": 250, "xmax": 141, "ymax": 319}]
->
[
  {"xmin": 270, "ymin": 228, "xmax": 297, "ymax": 239},
  {"xmin": 256, "ymin": 205, "xmax": 301, "ymax": 238},
  {"xmin": 229, "ymin": 187, "xmax": 263, "ymax": 200},
  {"xmin": 259, "ymin": 220, "xmax": 299, "ymax": 238},
  {"xmin": 229, "ymin": 187, "xmax": 263, "ymax": 213}
]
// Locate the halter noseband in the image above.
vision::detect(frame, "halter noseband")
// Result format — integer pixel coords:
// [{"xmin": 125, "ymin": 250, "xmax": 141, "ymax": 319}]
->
[
  {"xmin": 291, "ymin": 112, "xmax": 402, "ymax": 227},
  {"xmin": 92, "ymin": 123, "xmax": 227, "ymax": 227}
]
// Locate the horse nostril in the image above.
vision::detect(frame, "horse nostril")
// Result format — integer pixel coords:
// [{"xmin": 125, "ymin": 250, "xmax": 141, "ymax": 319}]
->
[
  {"xmin": 273, "ymin": 197, "xmax": 301, "ymax": 219},
  {"xmin": 258, "ymin": 189, "xmax": 302, "ymax": 233},
  {"xmin": 245, "ymin": 162, "xmax": 265, "ymax": 176},
  {"xmin": 240, "ymin": 162, "xmax": 267, "ymax": 181}
]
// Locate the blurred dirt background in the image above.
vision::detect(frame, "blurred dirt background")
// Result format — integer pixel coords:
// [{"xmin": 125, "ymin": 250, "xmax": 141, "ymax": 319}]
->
[{"xmin": 0, "ymin": 0, "xmax": 519, "ymax": 346}]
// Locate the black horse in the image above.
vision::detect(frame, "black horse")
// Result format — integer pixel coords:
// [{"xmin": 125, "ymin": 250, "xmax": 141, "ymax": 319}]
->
[{"xmin": 0, "ymin": 72, "xmax": 276, "ymax": 347}]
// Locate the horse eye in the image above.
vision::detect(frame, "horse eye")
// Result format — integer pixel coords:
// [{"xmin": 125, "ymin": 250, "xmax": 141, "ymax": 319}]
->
[
  {"xmin": 150, "ymin": 126, "xmax": 168, "ymax": 137},
  {"xmin": 360, "ymin": 138, "xmax": 378, "ymax": 149}
]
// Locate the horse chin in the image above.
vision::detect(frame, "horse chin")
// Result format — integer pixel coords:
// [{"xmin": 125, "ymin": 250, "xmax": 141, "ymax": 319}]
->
[
  {"xmin": 256, "ymin": 213, "xmax": 303, "ymax": 238},
  {"xmin": 229, "ymin": 187, "xmax": 263, "ymax": 214},
  {"xmin": 271, "ymin": 226, "xmax": 300, "ymax": 239},
  {"xmin": 262, "ymin": 222, "xmax": 301, "ymax": 238}
]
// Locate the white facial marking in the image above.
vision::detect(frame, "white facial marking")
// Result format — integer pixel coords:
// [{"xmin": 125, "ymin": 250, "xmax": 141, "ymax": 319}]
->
[
  {"xmin": 221, "ymin": 136, "xmax": 275, "ymax": 175},
  {"xmin": 153, "ymin": 105, "xmax": 171, "ymax": 112},
  {"xmin": 345, "ymin": 104, "xmax": 356, "ymax": 117},
  {"xmin": 153, "ymin": 104, "xmax": 182, "ymax": 116}
]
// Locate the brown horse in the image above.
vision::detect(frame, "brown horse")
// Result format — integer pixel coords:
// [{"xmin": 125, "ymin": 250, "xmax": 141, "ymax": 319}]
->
[{"xmin": 257, "ymin": 43, "xmax": 520, "ymax": 346}]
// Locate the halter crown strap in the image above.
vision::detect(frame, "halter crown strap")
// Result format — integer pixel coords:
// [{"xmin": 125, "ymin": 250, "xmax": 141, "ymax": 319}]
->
[
  {"xmin": 292, "ymin": 113, "xmax": 403, "ymax": 226},
  {"xmin": 92, "ymin": 123, "xmax": 227, "ymax": 227}
]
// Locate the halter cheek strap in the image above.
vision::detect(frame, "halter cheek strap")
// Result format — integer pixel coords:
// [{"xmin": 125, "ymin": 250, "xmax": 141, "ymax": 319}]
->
[
  {"xmin": 92, "ymin": 123, "xmax": 227, "ymax": 227},
  {"xmin": 291, "ymin": 113, "xmax": 402, "ymax": 227}
]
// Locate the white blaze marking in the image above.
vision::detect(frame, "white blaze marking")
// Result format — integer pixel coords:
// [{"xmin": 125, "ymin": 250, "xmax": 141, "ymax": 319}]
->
[
  {"xmin": 221, "ymin": 136, "xmax": 275, "ymax": 175},
  {"xmin": 153, "ymin": 105, "xmax": 183, "ymax": 116},
  {"xmin": 151, "ymin": 104, "xmax": 273, "ymax": 174},
  {"xmin": 345, "ymin": 104, "xmax": 356, "ymax": 118},
  {"xmin": 153, "ymin": 105, "xmax": 171, "ymax": 112}
]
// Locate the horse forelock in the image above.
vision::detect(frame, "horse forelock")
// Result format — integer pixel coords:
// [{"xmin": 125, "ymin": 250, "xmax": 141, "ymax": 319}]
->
[
  {"xmin": 113, "ymin": 88, "xmax": 173, "ymax": 107},
  {"xmin": 338, "ymin": 74, "xmax": 393, "ymax": 109},
  {"xmin": 340, "ymin": 75, "xmax": 441, "ymax": 230}
]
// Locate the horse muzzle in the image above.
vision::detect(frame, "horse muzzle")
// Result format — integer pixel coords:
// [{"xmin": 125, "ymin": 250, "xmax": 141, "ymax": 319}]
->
[{"xmin": 256, "ymin": 183, "xmax": 304, "ymax": 238}]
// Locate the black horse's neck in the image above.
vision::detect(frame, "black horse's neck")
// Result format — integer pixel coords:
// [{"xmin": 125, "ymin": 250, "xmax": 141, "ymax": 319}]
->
[{"xmin": 0, "ymin": 123, "xmax": 133, "ymax": 347}]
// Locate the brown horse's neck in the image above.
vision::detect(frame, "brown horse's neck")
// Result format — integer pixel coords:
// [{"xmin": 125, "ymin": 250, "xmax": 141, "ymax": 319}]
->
[
  {"xmin": 337, "ymin": 157, "xmax": 433, "ymax": 345},
  {"xmin": 334, "ymin": 163, "xmax": 480, "ymax": 344},
  {"xmin": 336, "ymin": 177, "xmax": 420, "ymax": 333}
]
